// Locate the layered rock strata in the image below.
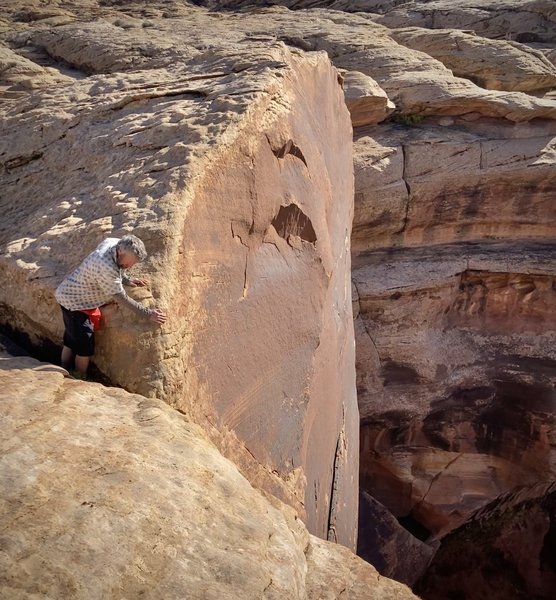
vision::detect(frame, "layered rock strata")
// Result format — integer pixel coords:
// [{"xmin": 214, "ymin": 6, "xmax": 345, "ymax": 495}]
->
[
  {"xmin": 376, "ymin": 0, "xmax": 556, "ymax": 43},
  {"xmin": 0, "ymin": 348, "xmax": 418, "ymax": 600},
  {"xmin": 389, "ymin": 27, "xmax": 556, "ymax": 93},
  {"xmin": 352, "ymin": 118, "xmax": 555, "ymax": 537},
  {"xmin": 355, "ymin": 240, "xmax": 555, "ymax": 535},
  {"xmin": 340, "ymin": 0, "xmax": 555, "ymax": 550}
]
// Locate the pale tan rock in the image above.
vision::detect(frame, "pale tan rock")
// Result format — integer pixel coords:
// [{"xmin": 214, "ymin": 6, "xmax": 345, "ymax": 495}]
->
[
  {"xmin": 376, "ymin": 0, "xmax": 556, "ymax": 43},
  {"xmin": 352, "ymin": 133, "xmax": 408, "ymax": 254},
  {"xmin": 4, "ymin": 2, "xmax": 556, "ymax": 123},
  {"xmin": 2, "ymin": 1, "xmax": 556, "ymax": 578},
  {"xmin": 0, "ymin": 44, "xmax": 71, "ymax": 94},
  {"xmin": 305, "ymin": 534, "xmax": 419, "ymax": 600},
  {"xmin": 0, "ymin": 18, "xmax": 358, "ymax": 549},
  {"xmin": 389, "ymin": 27, "xmax": 556, "ymax": 92},
  {"xmin": 198, "ymin": 0, "xmax": 399, "ymax": 11},
  {"xmin": 341, "ymin": 69, "xmax": 395, "ymax": 126},
  {"xmin": 32, "ymin": 21, "xmax": 201, "ymax": 73},
  {"xmin": 0, "ymin": 353, "xmax": 419, "ymax": 600}
]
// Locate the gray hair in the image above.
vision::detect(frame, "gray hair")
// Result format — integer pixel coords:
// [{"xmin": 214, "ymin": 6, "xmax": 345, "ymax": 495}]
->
[{"xmin": 117, "ymin": 235, "xmax": 147, "ymax": 261}]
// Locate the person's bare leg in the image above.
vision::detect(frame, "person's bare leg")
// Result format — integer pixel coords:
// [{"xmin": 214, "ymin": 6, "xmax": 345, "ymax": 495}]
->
[
  {"xmin": 75, "ymin": 355, "xmax": 90, "ymax": 378},
  {"xmin": 61, "ymin": 345, "xmax": 74, "ymax": 371}
]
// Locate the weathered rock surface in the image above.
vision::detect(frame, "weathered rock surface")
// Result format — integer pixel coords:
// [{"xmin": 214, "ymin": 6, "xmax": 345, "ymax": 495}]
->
[
  {"xmin": 0, "ymin": 349, "xmax": 419, "ymax": 600},
  {"xmin": 357, "ymin": 491, "xmax": 435, "ymax": 587},
  {"xmin": 352, "ymin": 118, "xmax": 556, "ymax": 252},
  {"xmin": 389, "ymin": 27, "xmax": 556, "ymax": 92},
  {"xmin": 2, "ymin": 0, "xmax": 556, "ymax": 591},
  {"xmin": 13, "ymin": 2, "xmax": 552, "ymax": 124},
  {"xmin": 415, "ymin": 482, "xmax": 556, "ymax": 600},
  {"xmin": 354, "ymin": 239, "xmax": 556, "ymax": 535},
  {"xmin": 0, "ymin": 44, "xmax": 71, "ymax": 95},
  {"xmin": 351, "ymin": 111, "xmax": 555, "ymax": 540},
  {"xmin": 376, "ymin": 0, "xmax": 556, "ymax": 43},
  {"xmin": 187, "ymin": 2, "xmax": 556, "ymax": 593},
  {"xmin": 0, "ymin": 2, "xmax": 358, "ymax": 549},
  {"xmin": 341, "ymin": 70, "xmax": 395, "ymax": 126}
]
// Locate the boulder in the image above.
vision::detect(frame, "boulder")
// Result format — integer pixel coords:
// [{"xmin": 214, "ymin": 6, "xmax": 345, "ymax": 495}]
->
[
  {"xmin": 0, "ymin": 11, "xmax": 358, "ymax": 549},
  {"xmin": 357, "ymin": 491, "xmax": 436, "ymax": 586},
  {"xmin": 0, "ymin": 348, "xmax": 419, "ymax": 600},
  {"xmin": 341, "ymin": 70, "xmax": 395, "ymax": 126},
  {"xmin": 0, "ymin": 44, "xmax": 71, "ymax": 95}
]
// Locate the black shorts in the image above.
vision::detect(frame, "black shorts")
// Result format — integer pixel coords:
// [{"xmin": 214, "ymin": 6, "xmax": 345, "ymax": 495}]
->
[{"xmin": 60, "ymin": 306, "xmax": 95, "ymax": 357}]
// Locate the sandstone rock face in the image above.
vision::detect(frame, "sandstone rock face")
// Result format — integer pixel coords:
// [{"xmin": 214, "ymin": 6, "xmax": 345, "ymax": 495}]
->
[
  {"xmin": 352, "ymin": 107, "xmax": 555, "ymax": 539},
  {"xmin": 0, "ymin": 2, "xmax": 358, "ymax": 549},
  {"xmin": 354, "ymin": 238, "xmax": 555, "ymax": 534},
  {"xmin": 345, "ymin": 1, "xmax": 555, "ymax": 558},
  {"xmin": 0, "ymin": 349, "xmax": 419, "ymax": 600},
  {"xmin": 2, "ymin": 1, "xmax": 556, "ymax": 590},
  {"xmin": 415, "ymin": 482, "xmax": 556, "ymax": 600},
  {"xmin": 352, "ymin": 118, "xmax": 556, "ymax": 253},
  {"xmin": 198, "ymin": 1, "xmax": 405, "ymax": 11}
]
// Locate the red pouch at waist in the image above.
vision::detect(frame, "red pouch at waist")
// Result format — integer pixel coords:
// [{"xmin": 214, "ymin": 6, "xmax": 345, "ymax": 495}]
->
[{"xmin": 80, "ymin": 307, "xmax": 102, "ymax": 331}]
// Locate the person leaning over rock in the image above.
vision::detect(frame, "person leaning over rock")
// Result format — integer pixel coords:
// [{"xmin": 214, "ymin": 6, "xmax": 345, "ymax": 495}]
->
[{"xmin": 55, "ymin": 235, "xmax": 167, "ymax": 379}]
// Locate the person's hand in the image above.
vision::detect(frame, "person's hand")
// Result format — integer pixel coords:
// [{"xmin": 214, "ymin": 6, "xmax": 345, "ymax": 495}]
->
[
  {"xmin": 149, "ymin": 308, "xmax": 167, "ymax": 325},
  {"xmin": 129, "ymin": 278, "xmax": 149, "ymax": 287}
]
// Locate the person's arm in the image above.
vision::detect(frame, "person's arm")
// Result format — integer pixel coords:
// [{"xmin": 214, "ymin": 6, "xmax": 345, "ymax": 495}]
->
[
  {"xmin": 122, "ymin": 275, "xmax": 149, "ymax": 287},
  {"xmin": 112, "ymin": 291, "xmax": 167, "ymax": 324},
  {"xmin": 113, "ymin": 291, "xmax": 151, "ymax": 318}
]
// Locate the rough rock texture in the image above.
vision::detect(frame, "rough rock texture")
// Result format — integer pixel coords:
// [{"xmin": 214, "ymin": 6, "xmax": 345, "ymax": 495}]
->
[
  {"xmin": 199, "ymin": 1, "xmax": 556, "ymax": 44},
  {"xmin": 0, "ymin": 349, "xmax": 419, "ymax": 600},
  {"xmin": 197, "ymin": 1, "xmax": 409, "ymax": 12},
  {"xmin": 341, "ymin": 70, "xmax": 395, "ymax": 127},
  {"xmin": 357, "ymin": 491, "xmax": 435, "ymax": 587},
  {"xmin": 354, "ymin": 241, "xmax": 555, "ymax": 534},
  {"xmin": 376, "ymin": 0, "xmax": 556, "ymax": 43},
  {"xmin": 389, "ymin": 27, "xmax": 556, "ymax": 92},
  {"xmin": 0, "ymin": 2, "xmax": 358, "ymax": 549},
  {"xmin": 0, "ymin": 44, "xmax": 72, "ymax": 94},
  {"xmin": 352, "ymin": 118, "xmax": 556, "ymax": 252},
  {"xmin": 352, "ymin": 110, "xmax": 556, "ymax": 538},
  {"xmin": 2, "ymin": 0, "xmax": 556, "ymax": 590},
  {"xmin": 415, "ymin": 482, "xmax": 556, "ymax": 600}
]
